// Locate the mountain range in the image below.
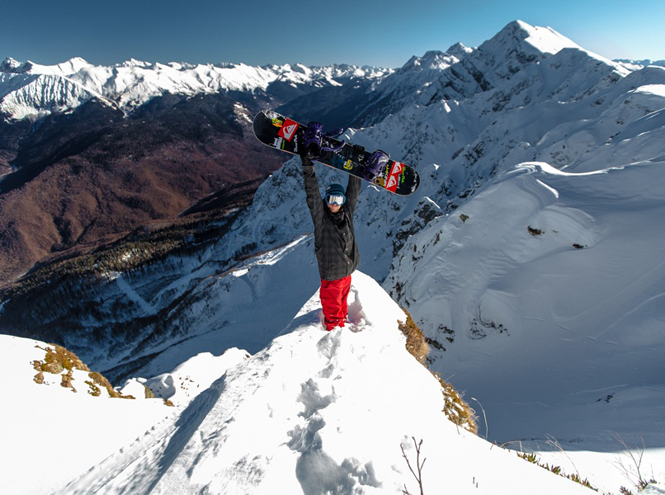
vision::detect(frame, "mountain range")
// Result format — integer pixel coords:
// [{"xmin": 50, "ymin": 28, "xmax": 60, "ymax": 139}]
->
[{"xmin": 1, "ymin": 19, "xmax": 665, "ymax": 493}]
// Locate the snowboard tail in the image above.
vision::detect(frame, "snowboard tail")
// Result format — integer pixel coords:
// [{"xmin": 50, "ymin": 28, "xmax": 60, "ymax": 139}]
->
[{"xmin": 253, "ymin": 110, "xmax": 420, "ymax": 196}]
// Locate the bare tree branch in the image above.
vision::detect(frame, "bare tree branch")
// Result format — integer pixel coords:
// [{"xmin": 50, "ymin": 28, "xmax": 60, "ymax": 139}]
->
[{"xmin": 401, "ymin": 437, "xmax": 426, "ymax": 495}]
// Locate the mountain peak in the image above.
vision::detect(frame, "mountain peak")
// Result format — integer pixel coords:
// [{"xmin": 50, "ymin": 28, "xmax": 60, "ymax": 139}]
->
[
  {"xmin": 400, "ymin": 50, "xmax": 459, "ymax": 72},
  {"xmin": 1, "ymin": 57, "xmax": 33, "ymax": 73},
  {"xmin": 490, "ymin": 20, "xmax": 582, "ymax": 56},
  {"xmin": 1, "ymin": 57, "xmax": 23, "ymax": 72},
  {"xmin": 54, "ymin": 56, "xmax": 92, "ymax": 74},
  {"xmin": 446, "ymin": 42, "xmax": 474, "ymax": 59},
  {"xmin": 465, "ymin": 20, "xmax": 585, "ymax": 80},
  {"xmin": 1, "ymin": 57, "xmax": 93, "ymax": 76},
  {"xmin": 117, "ymin": 58, "xmax": 153, "ymax": 69}
]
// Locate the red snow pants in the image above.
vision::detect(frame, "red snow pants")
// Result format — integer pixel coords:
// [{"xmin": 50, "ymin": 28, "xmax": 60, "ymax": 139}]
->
[{"xmin": 320, "ymin": 275, "xmax": 352, "ymax": 331}]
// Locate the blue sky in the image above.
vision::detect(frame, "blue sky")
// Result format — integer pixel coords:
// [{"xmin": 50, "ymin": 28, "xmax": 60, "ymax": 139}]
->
[{"xmin": 3, "ymin": 0, "xmax": 664, "ymax": 68}]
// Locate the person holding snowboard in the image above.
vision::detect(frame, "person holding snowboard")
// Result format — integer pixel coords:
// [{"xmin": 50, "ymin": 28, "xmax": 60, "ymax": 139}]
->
[{"xmin": 299, "ymin": 122, "xmax": 365, "ymax": 331}]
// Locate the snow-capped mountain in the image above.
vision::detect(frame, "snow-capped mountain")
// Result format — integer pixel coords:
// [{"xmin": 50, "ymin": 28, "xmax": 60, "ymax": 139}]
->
[
  {"xmin": 615, "ymin": 58, "xmax": 665, "ymax": 71},
  {"xmin": 331, "ymin": 20, "xmax": 613, "ymax": 127},
  {"xmin": 0, "ymin": 56, "xmax": 390, "ymax": 121},
  {"xmin": 2, "ymin": 19, "xmax": 665, "ymax": 493}
]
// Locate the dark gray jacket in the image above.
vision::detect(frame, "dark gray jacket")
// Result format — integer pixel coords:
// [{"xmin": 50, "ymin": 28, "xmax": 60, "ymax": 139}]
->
[{"xmin": 302, "ymin": 158, "xmax": 361, "ymax": 281}]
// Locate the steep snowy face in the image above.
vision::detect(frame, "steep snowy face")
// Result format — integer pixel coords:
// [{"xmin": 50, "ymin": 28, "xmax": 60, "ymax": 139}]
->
[
  {"xmin": 374, "ymin": 37, "xmax": 665, "ymax": 451},
  {"xmin": 385, "ymin": 156, "xmax": 665, "ymax": 448},
  {"xmin": 0, "ymin": 57, "xmax": 111, "ymax": 120},
  {"xmin": 0, "ymin": 72, "xmax": 107, "ymax": 121},
  {"xmin": 507, "ymin": 20, "xmax": 581, "ymax": 54}
]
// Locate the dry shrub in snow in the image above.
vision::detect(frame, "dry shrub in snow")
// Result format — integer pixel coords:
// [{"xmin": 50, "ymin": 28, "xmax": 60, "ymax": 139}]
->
[{"xmin": 399, "ymin": 311, "xmax": 478, "ymax": 434}]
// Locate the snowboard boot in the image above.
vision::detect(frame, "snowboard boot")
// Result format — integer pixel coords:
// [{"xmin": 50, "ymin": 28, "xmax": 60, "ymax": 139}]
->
[
  {"xmin": 362, "ymin": 150, "xmax": 390, "ymax": 181},
  {"xmin": 304, "ymin": 122, "xmax": 346, "ymax": 159}
]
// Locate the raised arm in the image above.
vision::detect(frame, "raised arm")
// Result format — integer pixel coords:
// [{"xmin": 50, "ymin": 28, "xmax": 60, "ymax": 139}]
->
[
  {"xmin": 301, "ymin": 156, "xmax": 324, "ymax": 224},
  {"xmin": 344, "ymin": 175, "xmax": 362, "ymax": 214}
]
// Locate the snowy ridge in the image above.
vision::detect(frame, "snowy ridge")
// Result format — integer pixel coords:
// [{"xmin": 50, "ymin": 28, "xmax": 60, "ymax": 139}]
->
[
  {"xmin": 360, "ymin": 20, "xmax": 627, "ymax": 124},
  {"xmin": 615, "ymin": 58, "xmax": 665, "ymax": 71},
  {"xmin": 510, "ymin": 20, "xmax": 582, "ymax": 55},
  {"xmin": 53, "ymin": 273, "xmax": 590, "ymax": 495},
  {"xmin": 0, "ymin": 57, "xmax": 391, "ymax": 120}
]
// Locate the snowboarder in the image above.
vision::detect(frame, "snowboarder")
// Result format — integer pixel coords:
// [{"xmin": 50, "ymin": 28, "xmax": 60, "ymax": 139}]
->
[{"xmin": 300, "ymin": 122, "xmax": 364, "ymax": 331}]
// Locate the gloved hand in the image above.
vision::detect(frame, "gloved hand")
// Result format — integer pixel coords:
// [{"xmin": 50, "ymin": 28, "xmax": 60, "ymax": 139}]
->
[{"xmin": 303, "ymin": 122, "xmax": 323, "ymax": 159}]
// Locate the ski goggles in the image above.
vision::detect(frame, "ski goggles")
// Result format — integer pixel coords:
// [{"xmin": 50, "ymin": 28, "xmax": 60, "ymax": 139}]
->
[{"xmin": 326, "ymin": 194, "xmax": 346, "ymax": 206}]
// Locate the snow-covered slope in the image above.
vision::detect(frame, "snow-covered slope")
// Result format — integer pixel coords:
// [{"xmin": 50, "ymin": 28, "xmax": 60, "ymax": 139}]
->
[
  {"xmin": 388, "ymin": 155, "xmax": 665, "ymax": 442},
  {"xmin": 47, "ymin": 273, "xmax": 590, "ymax": 495},
  {"xmin": 369, "ymin": 29, "xmax": 665, "ymax": 456},
  {"xmin": 0, "ymin": 57, "xmax": 390, "ymax": 120},
  {"xmin": 0, "ymin": 335, "xmax": 175, "ymax": 495}
]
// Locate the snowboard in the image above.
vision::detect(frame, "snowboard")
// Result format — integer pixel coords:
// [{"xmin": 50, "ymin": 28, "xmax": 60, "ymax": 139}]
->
[{"xmin": 252, "ymin": 110, "xmax": 420, "ymax": 196}]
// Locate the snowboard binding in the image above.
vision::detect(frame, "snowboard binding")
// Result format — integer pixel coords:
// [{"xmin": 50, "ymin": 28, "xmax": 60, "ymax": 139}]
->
[
  {"xmin": 362, "ymin": 150, "xmax": 390, "ymax": 181},
  {"xmin": 303, "ymin": 122, "xmax": 345, "ymax": 159}
]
